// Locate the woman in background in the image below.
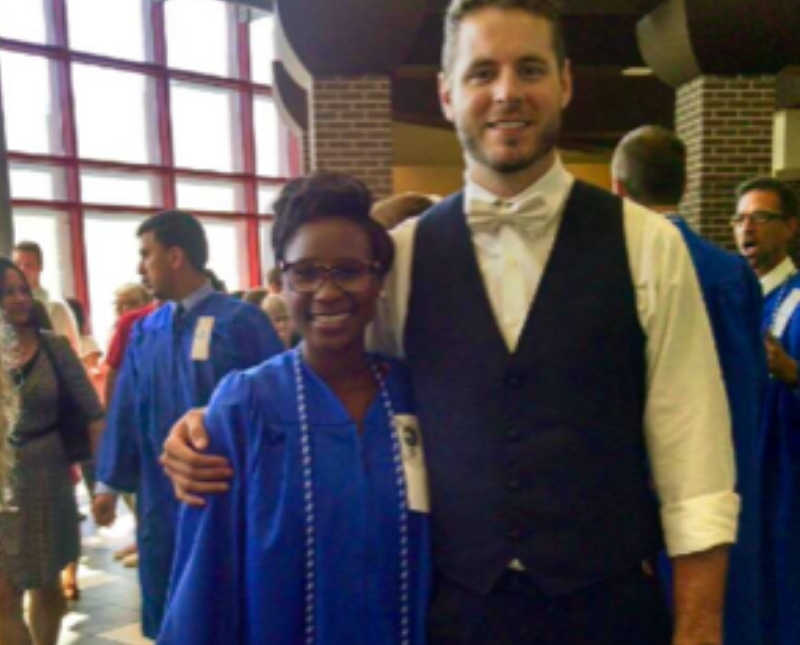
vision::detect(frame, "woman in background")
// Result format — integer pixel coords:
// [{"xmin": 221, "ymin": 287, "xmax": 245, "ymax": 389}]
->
[{"xmin": 0, "ymin": 258, "xmax": 104, "ymax": 644}]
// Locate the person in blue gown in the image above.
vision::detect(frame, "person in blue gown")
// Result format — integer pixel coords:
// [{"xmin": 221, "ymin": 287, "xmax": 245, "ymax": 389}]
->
[
  {"xmin": 732, "ymin": 176, "xmax": 800, "ymax": 645},
  {"xmin": 158, "ymin": 173, "xmax": 431, "ymax": 645},
  {"xmin": 612, "ymin": 127, "xmax": 767, "ymax": 645},
  {"xmin": 92, "ymin": 210, "xmax": 284, "ymax": 638}
]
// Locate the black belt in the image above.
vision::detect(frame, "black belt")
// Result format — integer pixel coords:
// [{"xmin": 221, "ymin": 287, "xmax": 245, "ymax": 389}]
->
[{"xmin": 9, "ymin": 423, "xmax": 58, "ymax": 447}]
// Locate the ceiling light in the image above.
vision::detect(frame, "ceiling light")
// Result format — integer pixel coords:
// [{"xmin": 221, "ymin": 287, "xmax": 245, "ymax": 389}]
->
[{"xmin": 622, "ymin": 67, "xmax": 654, "ymax": 77}]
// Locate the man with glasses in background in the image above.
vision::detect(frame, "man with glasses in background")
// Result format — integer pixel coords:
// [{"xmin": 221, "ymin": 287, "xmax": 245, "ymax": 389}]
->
[{"xmin": 732, "ymin": 177, "xmax": 800, "ymax": 645}]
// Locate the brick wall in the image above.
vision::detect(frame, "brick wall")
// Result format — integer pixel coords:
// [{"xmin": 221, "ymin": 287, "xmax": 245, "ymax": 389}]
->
[
  {"xmin": 676, "ymin": 75, "xmax": 776, "ymax": 249},
  {"xmin": 308, "ymin": 75, "xmax": 393, "ymax": 200}
]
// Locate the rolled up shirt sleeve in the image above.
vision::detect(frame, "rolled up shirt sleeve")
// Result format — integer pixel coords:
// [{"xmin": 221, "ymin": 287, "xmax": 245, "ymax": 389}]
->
[{"xmin": 625, "ymin": 201, "xmax": 739, "ymax": 556}]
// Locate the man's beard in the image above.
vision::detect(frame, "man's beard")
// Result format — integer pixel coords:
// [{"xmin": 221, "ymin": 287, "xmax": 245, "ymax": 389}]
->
[{"xmin": 460, "ymin": 113, "xmax": 561, "ymax": 175}]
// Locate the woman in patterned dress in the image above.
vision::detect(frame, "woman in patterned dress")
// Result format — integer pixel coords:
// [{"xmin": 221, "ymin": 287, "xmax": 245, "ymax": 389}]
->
[{"xmin": 0, "ymin": 258, "xmax": 104, "ymax": 645}]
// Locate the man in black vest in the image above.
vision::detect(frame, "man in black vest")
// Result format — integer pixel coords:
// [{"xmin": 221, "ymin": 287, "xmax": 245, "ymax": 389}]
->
[{"xmin": 161, "ymin": 2, "xmax": 738, "ymax": 643}]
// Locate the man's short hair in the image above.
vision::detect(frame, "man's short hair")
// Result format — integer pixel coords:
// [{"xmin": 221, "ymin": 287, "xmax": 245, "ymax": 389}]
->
[
  {"xmin": 442, "ymin": 0, "xmax": 566, "ymax": 78},
  {"xmin": 137, "ymin": 210, "xmax": 208, "ymax": 272},
  {"xmin": 12, "ymin": 241, "xmax": 43, "ymax": 268},
  {"xmin": 612, "ymin": 125, "xmax": 686, "ymax": 206},
  {"xmin": 735, "ymin": 176, "xmax": 799, "ymax": 220}
]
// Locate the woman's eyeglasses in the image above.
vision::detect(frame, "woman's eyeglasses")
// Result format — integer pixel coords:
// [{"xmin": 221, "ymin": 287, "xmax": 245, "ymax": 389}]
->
[{"xmin": 279, "ymin": 259, "xmax": 381, "ymax": 294}]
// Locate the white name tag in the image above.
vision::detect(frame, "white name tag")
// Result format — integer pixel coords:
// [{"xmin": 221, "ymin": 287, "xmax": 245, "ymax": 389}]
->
[
  {"xmin": 190, "ymin": 316, "xmax": 215, "ymax": 361},
  {"xmin": 393, "ymin": 414, "xmax": 429, "ymax": 513},
  {"xmin": 771, "ymin": 289, "xmax": 800, "ymax": 339}
]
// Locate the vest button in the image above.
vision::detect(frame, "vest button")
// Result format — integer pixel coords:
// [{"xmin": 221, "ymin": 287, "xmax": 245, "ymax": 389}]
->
[
  {"xmin": 503, "ymin": 371, "xmax": 526, "ymax": 389},
  {"xmin": 507, "ymin": 478, "xmax": 521, "ymax": 490}
]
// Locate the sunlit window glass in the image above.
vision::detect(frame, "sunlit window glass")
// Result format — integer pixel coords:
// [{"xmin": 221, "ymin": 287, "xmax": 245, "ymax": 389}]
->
[
  {"xmin": 249, "ymin": 12, "xmax": 275, "ymax": 85},
  {"xmin": 72, "ymin": 63, "xmax": 156, "ymax": 163},
  {"xmin": 165, "ymin": 0, "xmax": 232, "ymax": 77},
  {"xmin": 0, "ymin": 0, "xmax": 48, "ymax": 44},
  {"xmin": 13, "ymin": 209, "xmax": 72, "ymax": 299},
  {"xmin": 176, "ymin": 178, "xmax": 244, "ymax": 213},
  {"xmin": 67, "ymin": 0, "xmax": 147, "ymax": 61},
  {"xmin": 84, "ymin": 213, "xmax": 146, "ymax": 350},
  {"xmin": 258, "ymin": 183, "xmax": 281, "ymax": 215},
  {"xmin": 171, "ymin": 81, "xmax": 238, "ymax": 172},
  {"xmin": 81, "ymin": 171, "xmax": 161, "ymax": 208},
  {"xmin": 254, "ymin": 95, "xmax": 281, "ymax": 176},
  {"xmin": 0, "ymin": 52, "xmax": 62, "ymax": 154},
  {"xmin": 9, "ymin": 163, "xmax": 67, "ymax": 201},
  {"xmin": 259, "ymin": 220, "xmax": 275, "ymax": 278},
  {"xmin": 201, "ymin": 218, "xmax": 247, "ymax": 292}
]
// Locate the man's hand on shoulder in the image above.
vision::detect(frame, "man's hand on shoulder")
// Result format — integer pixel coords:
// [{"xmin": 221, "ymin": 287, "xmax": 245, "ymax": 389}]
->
[{"xmin": 159, "ymin": 407, "xmax": 233, "ymax": 506}]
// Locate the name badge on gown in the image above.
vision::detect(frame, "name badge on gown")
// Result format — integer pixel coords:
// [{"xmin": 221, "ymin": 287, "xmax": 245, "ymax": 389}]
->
[
  {"xmin": 190, "ymin": 316, "xmax": 215, "ymax": 361},
  {"xmin": 771, "ymin": 288, "xmax": 800, "ymax": 338},
  {"xmin": 392, "ymin": 414, "xmax": 429, "ymax": 513}
]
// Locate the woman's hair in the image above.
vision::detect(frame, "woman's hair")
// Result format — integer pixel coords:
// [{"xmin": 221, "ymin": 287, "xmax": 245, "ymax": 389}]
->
[
  {"xmin": 271, "ymin": 172, "xmax": 395, "ymax": 275},
  {"xmin": 30, "ymin": 300, "xmax": 53, "ymax": 331}
]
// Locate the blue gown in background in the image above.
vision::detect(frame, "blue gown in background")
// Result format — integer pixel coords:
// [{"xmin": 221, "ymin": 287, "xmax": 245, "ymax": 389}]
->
[
  {"xmin": 158, "ymin": 351, "xmax": 432, "ymax": 645},
  {"xmin": 759, "ymin": 271, "xmax": 800, "ymax": 645},
  {"xmin": 96, "ymin": 293, "xmax": 284, "ymax": 638},
  {"xmin": 659, "ymin": 217, "xmax": 767, "ymax": 644}
]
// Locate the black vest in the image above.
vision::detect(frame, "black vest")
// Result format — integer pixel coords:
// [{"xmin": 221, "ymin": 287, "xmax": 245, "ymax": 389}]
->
[{"xmin": 404, "ymin": 181, "xmax": 662, "ymax": 596}]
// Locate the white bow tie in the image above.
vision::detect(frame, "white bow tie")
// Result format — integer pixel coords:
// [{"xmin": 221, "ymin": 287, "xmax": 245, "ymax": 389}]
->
[{"xmin": 466, "ymin": 193, "xmax": 549, "ymax": 235}]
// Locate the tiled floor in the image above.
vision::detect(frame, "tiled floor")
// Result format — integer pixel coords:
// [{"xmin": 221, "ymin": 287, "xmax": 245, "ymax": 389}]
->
[{"xmin": 55, "ymin": 491, "xmax": 151, "ymax": 645}]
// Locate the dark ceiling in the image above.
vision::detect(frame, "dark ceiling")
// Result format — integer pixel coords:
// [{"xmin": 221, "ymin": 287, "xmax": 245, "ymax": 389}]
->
[{"xmin": 394, "ymin": 0, "xmax": 675, "ymax": 151}]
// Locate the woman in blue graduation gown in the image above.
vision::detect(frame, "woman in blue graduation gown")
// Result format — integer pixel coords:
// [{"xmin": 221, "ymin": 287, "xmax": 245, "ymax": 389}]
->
[{"xmin": 159, "ymin": 173, "xmax": 431, "ymax": 645}]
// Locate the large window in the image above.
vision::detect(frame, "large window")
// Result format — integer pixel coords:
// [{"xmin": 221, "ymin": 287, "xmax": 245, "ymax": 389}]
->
[{"xmin": 1, "ymin": 0, "xmax": 296, "ymax": 344}]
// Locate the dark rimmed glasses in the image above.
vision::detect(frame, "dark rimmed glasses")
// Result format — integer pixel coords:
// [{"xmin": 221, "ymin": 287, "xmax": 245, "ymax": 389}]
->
[
  {"xmin": 279, "ymin": 259, "xmax": 382, "ymax": 293},
  {"xmin": 730, "ymin": 210, "xmax": 789, "ymax": 227}
]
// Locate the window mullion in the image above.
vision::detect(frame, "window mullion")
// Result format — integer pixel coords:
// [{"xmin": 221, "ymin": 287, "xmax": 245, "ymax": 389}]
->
[
  {"xmin": 151, "ymin": 0, "xmax": 175, "ymax": 209},
  {"xmin": 51, "ymin": 0, "xmax": 90, "ymax": 313},
  {"xmin": 237, "ymin": 8, "xmax": 261, "ymax": 288}
]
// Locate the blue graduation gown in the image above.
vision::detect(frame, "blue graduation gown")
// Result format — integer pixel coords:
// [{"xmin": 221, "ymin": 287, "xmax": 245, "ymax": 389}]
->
[
  {"xmin": 96, "ymin": 293, "xmax": 284, "ymax": 638},
  {"xmin": 654, "ymin": 219, "xmax": 766, "ymax": 641},
  {"xmin": 158, "ymin": 352, "xmax": 432, "ymax": 645},
  {"xmin": 669, "ymin": 218, "xmax": 767, "ymax": 645},
  {"xmin": 759, "ymin": 272, "xmax": 800, "ymax": 645}
]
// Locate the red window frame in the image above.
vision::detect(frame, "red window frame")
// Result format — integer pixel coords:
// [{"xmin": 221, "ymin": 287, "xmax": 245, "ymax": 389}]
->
[{"xmin": 0, "ymin": 0, "xmax": 294, "ymax": 317}]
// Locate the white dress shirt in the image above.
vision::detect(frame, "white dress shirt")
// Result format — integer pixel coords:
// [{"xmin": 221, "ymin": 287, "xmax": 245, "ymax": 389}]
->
[
  {"xmin": 33, "ymin": 286, "xmax": 81, "ymax": 354},
  {"xmin": 759, "ymin": 256, "xmax": 796, "ymax": 296},
  {"xmin": 368, "ymin": 157, "xmax": 739, "ymax": 557}
]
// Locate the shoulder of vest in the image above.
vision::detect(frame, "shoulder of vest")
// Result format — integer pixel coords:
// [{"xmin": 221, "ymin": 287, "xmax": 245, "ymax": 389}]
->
[
  {"xmin": 568, "ymin": 180, "xmax": 621, "ymax": 212},
  {"xmin": 418, "ymin": 191, "xmax": 464, "ymax": 223}
]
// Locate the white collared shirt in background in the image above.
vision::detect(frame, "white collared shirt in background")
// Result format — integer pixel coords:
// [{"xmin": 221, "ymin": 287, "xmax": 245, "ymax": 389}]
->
[
  {"xmin": 368, "ymin": 157, "xmax": 739, "ymax": 559},
  {"xmin": 759, "ymin": 255, "xmax": 796, "ymax": 296}
]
